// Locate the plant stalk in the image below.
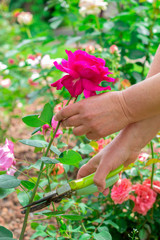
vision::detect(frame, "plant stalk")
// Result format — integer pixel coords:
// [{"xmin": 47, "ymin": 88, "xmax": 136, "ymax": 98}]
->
[{"xmin": 19, "ymin": 97, "xmax": 72, "ymax": 240}]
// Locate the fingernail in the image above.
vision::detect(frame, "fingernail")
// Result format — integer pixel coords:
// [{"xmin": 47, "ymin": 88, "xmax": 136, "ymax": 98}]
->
[{"xmin": 98, "ymin": 187, "xmax": 103, "ymax": 192}]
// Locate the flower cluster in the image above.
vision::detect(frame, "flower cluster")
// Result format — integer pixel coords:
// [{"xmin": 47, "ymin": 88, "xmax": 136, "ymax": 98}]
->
[
  {"xmin": 111, "ymin": 177, "xmax": 159, "ymax": 216},
  {"xmin": 79, "ymin": 0, "xmax": 108, "ymax": 16},
  {"xmin": 130, "ymin": 183, "xmax": 157, "ymax": 216},
  {"xmin": 0, "ymin": 139, "xmax": 16, "ymax": 176},
  {"xmin": 51, "ymin": 49, "xmax": 114, "ymax": 98}
]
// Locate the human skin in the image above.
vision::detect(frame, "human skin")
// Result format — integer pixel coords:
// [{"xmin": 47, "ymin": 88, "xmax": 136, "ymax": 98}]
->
[
  {"xmin": 77, "ymin": 114, "xmax": 160, "ymax": 193},
  {"xmin": 76, "ymin": 44, "xmax": 160, "ymax": 193},
  {"xmin": 54, "ymin": 45, "xmax": 160, "ymax": 192},
  {"xmin": 54, "ymin": 47, "xmax": 160, "ymax": 140}
]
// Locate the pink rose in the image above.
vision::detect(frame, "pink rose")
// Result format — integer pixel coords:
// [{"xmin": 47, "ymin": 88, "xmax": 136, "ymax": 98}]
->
[
  {"xmin": 143, "ymin": 179, "xmax": 160, "ymax": 194},
  {"xmin": 42, "ymin": 117, "xmax": 62, "ymax": 138},
  {"xmin": 51, "ymin": 163, "xmax": 64, "ymax": 175},
  {"xmin": 0, "ymin": 141, "xmax": 15, "ymax": 171},
  {"xmin": 130, "ymin": 183, "xmax": 157, "ymax": 215},
  {"xmin": 110, "ymin": 45, "xmax": 119, "ymax": 54},
  {"xmin": 51, "ymin": 50, "xmax": 114, "ymax": 98},
  {"xmin": 7, "ymin": 166, "xmax": 16, "ymax": 176},
  {"xmin": 5, "ymin": 138, "xmax": 14, "ymax": 154},
  {"xmin": 111, "ymin": 178, "xmax": 132, "ymax": 204},
  {"xmin": 138, "ymin": 153, "xmax": 149, "ymax": 162}
]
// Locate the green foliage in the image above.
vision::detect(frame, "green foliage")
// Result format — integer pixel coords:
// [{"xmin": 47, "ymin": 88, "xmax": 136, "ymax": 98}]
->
[
  {"xmin": 59, "ymin": 150, "xmax": 82, "ymax": 167},
  {"xmin": 0, "ymin": 1, "xmax": 160, "ymax": 239},
  {"xmin": 0, "ymin": 175, "xmax": 21, "ymax": 189}
]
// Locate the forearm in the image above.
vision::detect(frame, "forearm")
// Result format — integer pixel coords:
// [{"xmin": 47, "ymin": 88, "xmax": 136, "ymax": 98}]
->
[
  {"xmin": 119, "ymin": 72, "xmax": 160, "ymax": 123},
  {"xmin": 121, "ymin": 114, "xmax": 160, "ymax": 152}
]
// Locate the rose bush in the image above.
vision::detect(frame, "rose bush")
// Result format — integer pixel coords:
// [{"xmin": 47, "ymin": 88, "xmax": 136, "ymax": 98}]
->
[{"xmin": 0, "ymin": 1, "xmax": 160, "ymax": 240}]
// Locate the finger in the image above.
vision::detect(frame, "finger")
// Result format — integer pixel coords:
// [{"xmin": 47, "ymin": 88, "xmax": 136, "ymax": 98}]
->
[
  {"xmin": 77, "ymin": 154, "xmax": 101, "ymax": 179},
  {"xmin": 61, "ymin": 115, "xmax": 81, "ymax": 128},
  {"xmin": 94, "ymin": 157, "xmax": 112, "ymax": 192},
  {"xmin": 102, "ymin": 188, "xmax": 109, "ymax": 196},
  {"xmin": 86, "ymin": 132, "xmax": 99, "ymax": 140},
  {"xmin": 73, "ymin": 125, "xmax": 87, "ymax": 136},
  {"xmin": 54, "ymin": 104, "xmax": 79, "ymax": 121}
]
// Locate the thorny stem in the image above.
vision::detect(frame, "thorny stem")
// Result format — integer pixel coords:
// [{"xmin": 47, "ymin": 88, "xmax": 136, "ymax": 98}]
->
[{"xmin": 19, "ymin": 96, "xmax": 72, "ymax": 240}]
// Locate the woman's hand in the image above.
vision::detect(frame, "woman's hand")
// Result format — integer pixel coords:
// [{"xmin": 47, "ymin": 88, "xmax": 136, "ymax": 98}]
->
[
  {"xmin": 54, "ymin": 91, "xmax": 130, "ymax": 140},
  {"xmin": 77, "ymin": 114, "xmax": 160, "ymax": 194}
]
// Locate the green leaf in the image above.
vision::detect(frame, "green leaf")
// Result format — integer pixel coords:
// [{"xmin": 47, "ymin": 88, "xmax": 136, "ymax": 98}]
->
[
  {"xmin": 0, "ymin": 175, "xmax": 21, "ymax": 189},
  {"xmin": 17, "ymin": 191, "xmax": 30, "ymax": 207},
  {"xmin": 93, "ymin": 231, "xmax": 112, "ymax": 240},
  {"xmin": 22, "ymin": 114, "xmax": 44, "ymax": 127},
  {"xmin": 0, "ymin": 188, "xmax": 14, "ymax": 199},
  {"xmin": 21, "ymin": 180, "xmax": 35, "ymax": 190},
  {"xmin": 79, "ymin": 233, "xmax": 91, "ymax": 240},
  {"xmin": 20, "ymin": 139, "xmax": 61, "ymax": 156},
  {"xmin": 58, "ymin": 150, "xmax": 82, "ymax": 167},
  {"xmin": 50, "ymin": 17, "xmax": 63, "ymax": 29},
  {"xmin": 61, "ymin": 215, "xmax": 84, "ymax": 220},
  {"xmin": 139, "ymin": 228, "xmax": 148, "ymax": 240},
  {"xmin": 50, "ymin": 146, "xmax": 61, "ymax": 156},
  {"xmin": 78, "ymin": 143, "xmax": 94, "ymax": 154},
  {"xmin": 41, "ymin": 157, "xmax": 59, "ymax": 164},
  {"xmin": 43, "ymin": 211, "xmax": 65, "ymax": 217},
  {"xmin": 104, "ymin": 220, "xmax": 119, "ymax": 231},
  {"xmin": 66, "ymin": 36, "xmax": 82, "ymax": 45},
  {"xmin": 19, "ymin": 139, "xmax": 48, "ymax": 148},
  {"xmin": 129, "ymin": 50, "xmax": 145, "ymax": 59},
  {"xmin": 31, "ymin": 127, "xmax": 42, "ymax": 135},
  {"xmin": 0, "ymin": 226, "xmax": 13, "ymax": 238},
  {"xmin": 146, "ymin": 158, "xmax": 160, "ymax": 166},
  {"xmin": 39, "ymin": 103, "xmax": 53, "ymax": 126}
]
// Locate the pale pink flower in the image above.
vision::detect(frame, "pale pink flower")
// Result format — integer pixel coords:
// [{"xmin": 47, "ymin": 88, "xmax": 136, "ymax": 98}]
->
[
  {"xmin": 51, "ymin": 163, "xmax": 64, "ymax": 175},
  {"xmin": 143, "ymin": 179, "xmax": 160, "ymax": 194},
  {"xmin": 51, "ymin": 50, "xmax": 114, "ymax": 98},
  {"xmin": 130, "ymin": 183, "xmax": 157, "ymax": 215},
  {"xmin": 79, "ymin": 0, "xmax": 108, "ymax": 16},
  {"xmin": 5, "ymin": 138, "xmax": 14, "ymax": 154},
  {"xmin": 85, "ymin": 45, "xmax": 95, "ymax": 54},
  {"xmin": 111, "ymin": 178, "xmax": 132, "ymax": 204},
  {"xmin": 0, "ymin": 79, "xmax": 11, "ymax": 88},
  {"xmin": 138, "ymin": 153, "xmax": 149, "ymax": 162},
  {"xmin": 7, "ymin": 166, "xmax": 16, "ymax": 176},
  {"xmin": 0, "ymin": 140, "xmax": 15, "ymax": 171},
  {"xmin": 28, "ymin": 72, "xmax": 40, "ymax": 86},
  {"xmin": 110, "ymin": 45, "xmax": 119, "ymax": 54},
  {"xmin": 17, "ymin": 12, "xmax": 33, "ymax": 25}
]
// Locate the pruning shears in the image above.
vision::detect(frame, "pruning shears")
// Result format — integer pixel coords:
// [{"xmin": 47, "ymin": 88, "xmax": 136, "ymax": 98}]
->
[{"xmin": 21, "ymin": 164, "xmax": 124, "ymax": 214}]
